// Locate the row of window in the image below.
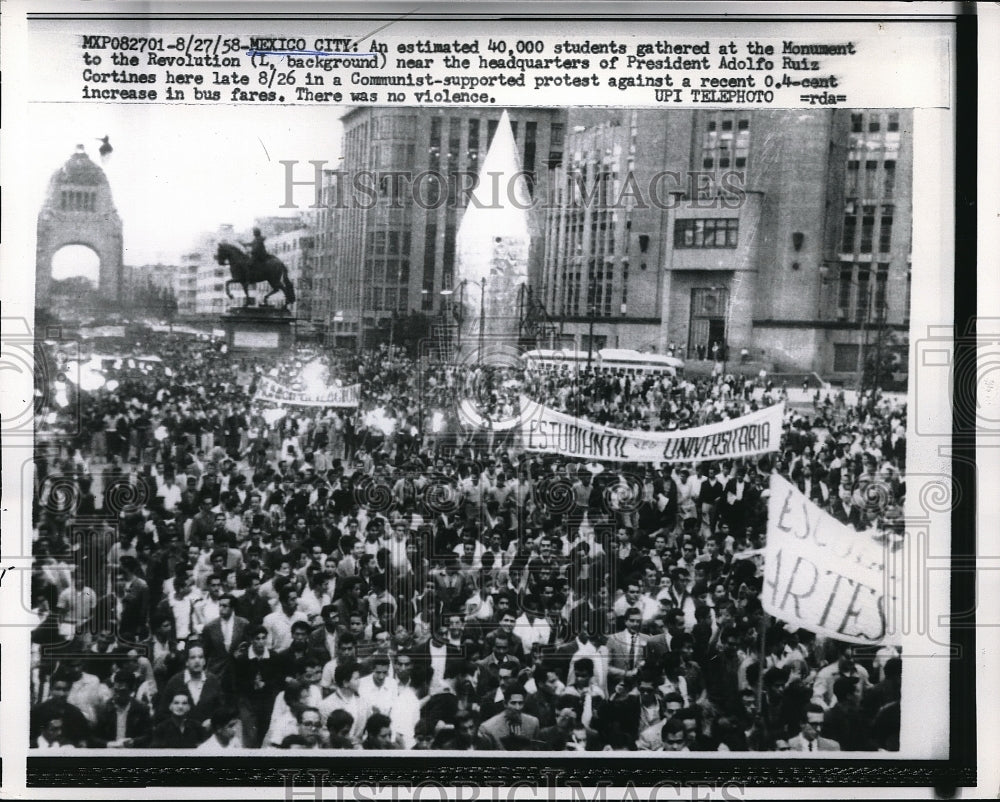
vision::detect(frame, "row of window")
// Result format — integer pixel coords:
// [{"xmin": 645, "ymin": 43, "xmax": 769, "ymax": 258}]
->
[
  {"xmin": 851, "ymin": 112, "xmax": 901, "ymax": 134},
  {"xmin": 701, "ymin": 117, "xmax": 750, "ymax": 170},
  {"xmin": 845, "ymin": 160, "xmax": 896, "ymax": 199},
  {"xmin": 364, "ymin": 285, "xmax": 408, "ymax": 312},
  {"xmin": 59, "ymin": 190, "xmax": 97, "ymax": 212},
  {"xmin": 674, "ymin": 218, "xmax": 739, "ymax": 249},
  {"xmin": 841, "ymin": 202, "xmax": 894, "ymax": 255},
  {"xmin": 366, "ymin": 229, "xmax": 412, "ymax": 256}
]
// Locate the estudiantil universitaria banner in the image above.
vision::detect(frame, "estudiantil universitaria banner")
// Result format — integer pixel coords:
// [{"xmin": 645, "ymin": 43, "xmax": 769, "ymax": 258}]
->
[{"xmin": 517, "ymin": 397, "xmax": 785, "ymax": 463}]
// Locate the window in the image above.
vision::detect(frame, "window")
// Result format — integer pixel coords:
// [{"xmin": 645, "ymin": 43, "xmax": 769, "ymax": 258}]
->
[
  {"xmin": 524, "ymin": 121, "xmax": 537, "ymax": 194},
  {"xmin": 851, "ymin": 113, "xmax": 864, "ymax": 133},
  {"xmin": 838, "ymin": 267, "xmax": 853, "ymax": 310},
  {"xmin": 879, "ymin": 205, "xmax": 894, "ymax": 253},
  {"xmin": 834, "ymin": 343, "xmax": 861, "ymax": 372},
  {"xmin": 883, "ymin": 161, "xmax": 896, "ymax": 198},
  {"xmin": 467, "ymin": 118, "xmax": 480, "ymax": 166},
  {"xmin": 875, "ymin": 263, "xmax": 889, "ymax": 319},
  {"xmin": 864, "ymin": 160, "xmax": 878, "ymax": 197},
  {"xmin": 674, "ymin": 218, "xmax": 739, "ymax": 248},
  {"xmin": 841, "ymin": 203, "xmax": 857, "ymax": 253},
  {"xmin": 845, "ymin": 160, "xmax": 859, "ymax": 196},
  {"xmin": 887, "ymin": 113, "xmax": 900, "ymax": 132},
  {"xmin": 735, "ymin": 122, "xmax": 750, "ymax": 168},
  {"xmin": 868, "ymin": 118, "xmax": 881, "ymax": 133},
  {"xmin": 548, "ymin": 122, "xmax": 565, "ymax": 170},
  {"xmin": 429, "ymin": 117, "xmax": 441, "ymax": 160},
  {"xmin": 422, "ymin": 221, "xmax": 437, "ymax": 299},
  {"xmin": 448, "ymin": 117, "xmax": 460, "ymax": 166},
  {"xmin": 855, "ymin": 269, "xmax": 871, "ymax": 321},
  {"xmin": 860, "ymin": 205, "xmax": 876, "ymax": 253}
]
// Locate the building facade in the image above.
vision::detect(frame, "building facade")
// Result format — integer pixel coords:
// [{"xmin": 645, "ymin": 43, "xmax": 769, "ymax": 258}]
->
[
  {"xmin": 543, "ymin": 108, "xmax": 912, "ymax": 379},
  {"xmin": 267, "ymin": 223, "xmax": 315, "ymax": 321},
  {"xmin": 312, "ymin": 107, "xmax": 566, "ymax": 346}
]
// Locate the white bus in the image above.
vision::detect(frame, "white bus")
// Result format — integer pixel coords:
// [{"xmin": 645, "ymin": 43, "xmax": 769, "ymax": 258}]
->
[{"xmin": 523, "ymin": 348, "xmax": 684, "ymax": 378}]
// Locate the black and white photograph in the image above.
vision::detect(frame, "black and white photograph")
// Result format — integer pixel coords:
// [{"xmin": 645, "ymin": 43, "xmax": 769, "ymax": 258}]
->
[{"xmin": 0, "ymin": 2, "xmax": 988, "ymax": 798}]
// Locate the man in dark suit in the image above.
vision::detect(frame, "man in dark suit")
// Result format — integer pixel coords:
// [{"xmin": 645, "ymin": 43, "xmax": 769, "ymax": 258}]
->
[
  {"xmin": 200, "ymin": 594, "xmax": 249, "ymax": 687},
  {"xmin": 275, "ymin": 620, "xmax": 331, "ymax": 680},
  {"xmin": 720, "ymin": 465, "xmax": 758, "ymax": 534},
  {"xmin": 232, "ymin": 625, "xmax": 283, "ymax": 748},
  {"xmin": 30, "ymin": 671, "xmax": 92, "ymax": 747},
  {"xmin": 476, "ymin": 685, "xmax": 540, "ymax": 750},
  {"xmin": 411, "ymin": 618, "xmax": 464, "ymax": 694},
  {"xmin": 433, "ymin": 555, "xmax": 474, "ymax": 615},
  {"xmin": 309, "ymin": 604, "xmax": 341, "ymax": 659},
  {"xmin": 156, "ymin": 643, "xmax": 225, "ymax": 727},
  {"xmin": 234, "ymin": 572, "xmax": 272, "ymax": 629},
  {"xmin": 93, "ymin": 670, "xmax": 153, "ymax": 747},
  {"xmin": 829, "ymin": 485, "xmax": 865, "ymax": 530},
  {"xmin": 788, "ymin": 704, "xmax": 841, "ymax": 751}
]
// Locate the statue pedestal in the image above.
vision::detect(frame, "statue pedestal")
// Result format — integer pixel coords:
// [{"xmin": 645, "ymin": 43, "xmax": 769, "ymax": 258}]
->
[{"xmin": 221, "ymin": 303, "xmax": 294, "ymax": 352}]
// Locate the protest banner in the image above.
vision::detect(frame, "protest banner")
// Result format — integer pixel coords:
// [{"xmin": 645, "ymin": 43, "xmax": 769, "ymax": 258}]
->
[
  {"xmin": 763, "ymin": 474, "xmax": 902, "ymax": 646},
  {"xmin": 254, "ymin": 376, "xmax": 360, "ymax": 407},
  {"xmin": 518, "ymin": 397, "xmax": 784, "ymax": 463}
]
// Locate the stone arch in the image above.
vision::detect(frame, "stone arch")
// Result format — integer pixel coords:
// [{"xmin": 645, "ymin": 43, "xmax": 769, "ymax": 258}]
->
[{"xmin": 36, "ymin": 146, "xmax": 123, "ymax": 306}]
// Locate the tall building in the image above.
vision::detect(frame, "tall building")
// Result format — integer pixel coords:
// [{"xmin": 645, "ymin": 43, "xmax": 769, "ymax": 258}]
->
[
  {"xmin": 267, "ymin": 223, "xmax": 315, "ymax": 321},
  {"xmin": 314, "ymin": 107, "xmax": 567, "ymax": 347},
  {"xmin": 542, "ymin": 109, "xmax": 912, "ymax": 378},
  {"xmin": 175, "ymin": 253, "xmax": 199, "ymax": 318}
]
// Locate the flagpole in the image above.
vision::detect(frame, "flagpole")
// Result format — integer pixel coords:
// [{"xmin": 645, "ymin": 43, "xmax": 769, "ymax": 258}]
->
[{"xmin": 757, "ymin": 610, "xmax": 769, "ymax": 711}]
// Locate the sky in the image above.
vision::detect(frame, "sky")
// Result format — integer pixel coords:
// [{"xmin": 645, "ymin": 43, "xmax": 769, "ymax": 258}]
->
[{"xmin": 29, "ymin": 103, "xmax": 345, "ymax": 267}]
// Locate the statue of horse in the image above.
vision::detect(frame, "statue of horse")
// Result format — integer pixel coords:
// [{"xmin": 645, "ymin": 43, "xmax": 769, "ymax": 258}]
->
[{"xmin": 215, "ymin": 242, "xmax": 296, "ymax": 308}]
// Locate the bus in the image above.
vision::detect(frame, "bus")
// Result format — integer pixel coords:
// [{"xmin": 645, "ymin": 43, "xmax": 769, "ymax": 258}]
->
[{"xmin": 523, "ymin": 348, "xmax": 685, "ymax": 378}]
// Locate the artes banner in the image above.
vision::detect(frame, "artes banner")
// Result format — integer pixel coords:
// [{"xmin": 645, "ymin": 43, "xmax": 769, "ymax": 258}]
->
[
  {"xmin": 254, "ymin": 376, "xmax": 360, "ymax": 407},
  {"xmin": 519, "ymin": 399, "xmax": 784, "ymax": 463},
  {"xmin": 763, "ymin": 474, "xmax": 902, "ymax": 646}
]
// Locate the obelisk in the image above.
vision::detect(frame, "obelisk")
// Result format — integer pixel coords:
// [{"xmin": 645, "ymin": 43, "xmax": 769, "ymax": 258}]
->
[{"xmin": 455, "ymin": 110, "xmax": 531, "ymax": 361}]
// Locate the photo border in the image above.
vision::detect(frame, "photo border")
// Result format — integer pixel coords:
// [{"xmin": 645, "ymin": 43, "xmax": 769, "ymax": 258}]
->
[{"xmin": 3, "ymin": 1, "xmax": 979, "ymax": 795}]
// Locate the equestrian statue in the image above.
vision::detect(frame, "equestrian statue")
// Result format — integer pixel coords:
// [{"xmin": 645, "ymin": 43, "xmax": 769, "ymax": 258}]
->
[{"xmin": 215, "ymin": 228, "xmax": 296, "ymax": 308}]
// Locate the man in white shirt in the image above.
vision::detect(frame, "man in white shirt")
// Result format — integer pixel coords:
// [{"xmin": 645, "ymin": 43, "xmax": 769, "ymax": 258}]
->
[
  {"xmin": 157, "ymin": 474, "xmax": 183, "ymax": 515},
  {"xmin": 515, "ymin": 606, "xmax": 552, "ymax": 654},
  {"xmin": 318, "ymin": 662, "xmax": 366, "ymax": 745},
  {"xmin": 613, "ymin": 578, "xmax": 659, "ymax": 625},
  {"xmin": 263, "ymin": 586, "xmax": 309, "ymax": 653},
  {"xmin": 388, "ymin": 653, "xmax": 420, "ymax": 748},
  {"xmin": 161, "ymin": 574, "xmax": 205, "ymax": 645},
  {"xmin": 358, "ymin": 656, "xmax": 398, "ymax": 719}
]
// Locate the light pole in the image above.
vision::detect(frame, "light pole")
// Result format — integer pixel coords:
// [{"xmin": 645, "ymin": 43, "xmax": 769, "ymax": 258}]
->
[
  {"xmin": 586, "ymin": 303, "xmax": 596, "ymax": 371},
  {"xmin": 478, "ymin": 275, "xmax": 485, "ymax": 366}
]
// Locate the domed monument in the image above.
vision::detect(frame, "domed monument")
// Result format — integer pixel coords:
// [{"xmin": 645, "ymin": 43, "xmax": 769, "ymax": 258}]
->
[{"xmin": 36, "ymin": 145, "xmax": 123, "ymax": 306}]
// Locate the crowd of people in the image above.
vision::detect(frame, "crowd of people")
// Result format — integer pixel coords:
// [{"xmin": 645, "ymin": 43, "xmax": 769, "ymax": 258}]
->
[{"xmin": 30, "ymin": 331, "xmax": 905, "ymax": 752}]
